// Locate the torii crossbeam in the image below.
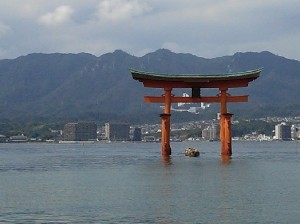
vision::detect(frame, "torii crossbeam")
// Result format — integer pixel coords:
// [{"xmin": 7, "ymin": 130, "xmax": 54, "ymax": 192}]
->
[{"xmin": 131, "ymin": 68, "xmax": 262, "ymax": 158}]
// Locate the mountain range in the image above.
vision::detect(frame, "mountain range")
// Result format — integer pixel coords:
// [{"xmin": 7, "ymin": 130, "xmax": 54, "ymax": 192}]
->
[{"xmin": 0, "ymin": 49, "xmax": 299, "ymax": 124}]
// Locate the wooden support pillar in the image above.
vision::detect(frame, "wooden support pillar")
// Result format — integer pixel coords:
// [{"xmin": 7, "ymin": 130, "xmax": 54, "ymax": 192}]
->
[
  {"xmin": 220, "ymin": 88, "xmax": 227, "ymax": 114},
  {"xmin": 160, "ymin": 113, "xmax": 171, "ymax": 156},
  {"xmin": 160, "ymin": 88, "xmax": 172, "ymax": 156},
  {"xmin": 219, "ymin": 88, "xmax": 232, "ymax": 157},
  {"xmin": 221, "ymin": 113, "xmax": 233, "ymax": 157}
]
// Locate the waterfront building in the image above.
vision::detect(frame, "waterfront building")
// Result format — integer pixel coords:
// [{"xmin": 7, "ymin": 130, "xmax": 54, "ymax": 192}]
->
[
  {"xmin": 274, "ymin": 123, "xmax": 291, "ymax": 140},
  {"xmin": 202, "ymin": 124, "xmax": 218, "ymax": 141},
  {"xmin": 291, "ymin": 125, "xmax": 299, "ymax": 140},
  {"xmin": 105, "ymin": 122, "xmax": 130, "ymax": 141},
  {"xmin": 9, "ymin": 134, "xmax": 28, "ymax": 143},
  {"xmin": 0, "ymin": 134, "xmax": 7, "ymax": 142},
  {"xmin": 143, "ymin": 136, "xmax": 156, "ymax": 142},
  {"xmin": 133, "ymin": 127, "xmax": 142, "ymax": 141},
  {"xmin": 63, "ymin": 122, "xmax": 97, "ymax": 141}
]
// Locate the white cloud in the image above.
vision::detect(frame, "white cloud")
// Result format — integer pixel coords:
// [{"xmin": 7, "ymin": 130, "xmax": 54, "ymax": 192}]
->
[
  {"xmin": 39, "ymin": 5, "xmax": 74, "ymax": 26},
  {"xmin": 96, "ymin": 0, "xmax": 151, "ymax": 21},
  {"xmin": 0, "ymin": 0, "xmax": 300, "ymax": 60}
]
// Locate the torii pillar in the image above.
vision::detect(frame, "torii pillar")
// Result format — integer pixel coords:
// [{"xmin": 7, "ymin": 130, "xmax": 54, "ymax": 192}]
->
[
  {"xmin": 219, "ymin": 88, "xmax": 232, "ymax": 157},
  {"xmin": 160, "ymin": 87, "xmax": 172, "ymax": 156}
]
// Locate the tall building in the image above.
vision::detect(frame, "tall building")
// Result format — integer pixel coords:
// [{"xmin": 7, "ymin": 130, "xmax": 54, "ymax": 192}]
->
[
  {"xmin": 63, "ymin": 123, "xmax": 76, "ymax": 141},
  {"xmin": 274, "ymin": 123, "xmax": 291, "ymax": 140},
  {"xmin": 133, "ymin": 127, "xmax": 142, "ymax": 141},
  {"xmin": 63, "ymin": 122, "xmax": 97, "ymax": 141},
  {"xmin": 291, "ymin": 125, "xmax": 299, "ymax": 140},
  {"xmin": 105, "ymin": 122, "xmax": 130, "ymax": 141},
  {"xmin": 202, "ymin": 124, "xmax": 218, "ymax": 141}
]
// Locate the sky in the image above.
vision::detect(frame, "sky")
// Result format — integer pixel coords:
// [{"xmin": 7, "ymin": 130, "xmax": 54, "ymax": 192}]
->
[{"xmin": 0, "ymin": 0, "xmax": 300, "ymax": 60}]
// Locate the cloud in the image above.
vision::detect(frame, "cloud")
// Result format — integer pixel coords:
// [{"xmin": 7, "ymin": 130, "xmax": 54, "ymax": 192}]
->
[
  {"xmin": 1, "ymin": 1, "xmax": 300, "ymax": 60},
  {"xmin": 39, "ymin": 5, "xmax": 74, "ymax": 26},
  {"xmin": 96, "ymin": 0, "xmax": 151, "ymax": 21}
]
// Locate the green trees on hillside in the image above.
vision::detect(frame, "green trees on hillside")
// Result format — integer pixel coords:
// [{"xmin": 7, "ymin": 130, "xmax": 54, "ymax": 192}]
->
[{"xmin": 232, "ymin": 120, "xmax": 275, "ymax": 137}]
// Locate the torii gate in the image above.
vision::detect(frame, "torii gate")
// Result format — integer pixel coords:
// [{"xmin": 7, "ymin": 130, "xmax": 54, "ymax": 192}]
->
[{"xmin": 130, "ymin": 68, "xmax": 262, "ymax": 158}]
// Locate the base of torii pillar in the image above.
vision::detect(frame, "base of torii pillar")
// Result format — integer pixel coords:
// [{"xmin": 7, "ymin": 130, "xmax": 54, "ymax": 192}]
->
[
  {"xmin": 220, "ymin": 113, "xmax": 233, "ymax": 157},
  {"xmin": 160, "ymin": 113, "xmax": 171, "ymax": 156}
]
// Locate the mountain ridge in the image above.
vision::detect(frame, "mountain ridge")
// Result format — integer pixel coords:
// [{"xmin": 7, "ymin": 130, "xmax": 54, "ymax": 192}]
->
[{"xmin": 0, "ymin": 49, "xmax": 299, "ymax": 123}]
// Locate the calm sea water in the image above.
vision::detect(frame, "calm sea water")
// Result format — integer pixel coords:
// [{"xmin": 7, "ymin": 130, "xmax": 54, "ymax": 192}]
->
[{"xmin": 0, "ymin": 141, "xmax": 300, "ymax": 224}]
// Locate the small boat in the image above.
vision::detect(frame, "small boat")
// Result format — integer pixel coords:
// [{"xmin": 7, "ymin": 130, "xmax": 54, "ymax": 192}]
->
[{"xmin": 184, "ymin": 147, "xmax": 200, "ymax": 157}]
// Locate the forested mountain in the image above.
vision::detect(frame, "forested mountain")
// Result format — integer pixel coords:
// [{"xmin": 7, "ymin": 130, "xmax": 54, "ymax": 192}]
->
[{"xmin": 0, "ymin": 49, "xmax": 299, "ymax": 123}]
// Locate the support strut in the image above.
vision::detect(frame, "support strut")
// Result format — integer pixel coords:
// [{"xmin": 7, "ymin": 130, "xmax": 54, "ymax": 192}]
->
[{"xmin": 160, "ymin": 88, "xmax": 172, "ymax": 156}]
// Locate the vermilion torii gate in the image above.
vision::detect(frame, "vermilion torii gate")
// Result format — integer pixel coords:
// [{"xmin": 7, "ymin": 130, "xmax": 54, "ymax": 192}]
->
[{"xmin": 130, "ymin": 68, "xmax": 262, "ymax": 158}]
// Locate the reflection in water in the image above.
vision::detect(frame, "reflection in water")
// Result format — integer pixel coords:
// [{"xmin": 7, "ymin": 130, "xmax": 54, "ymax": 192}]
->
[
  {"xmin": 221, "ymin": 155, "xmax": 232, "ymax": 164},
  {"xmin": 157, "ymin": 162, "xmax": 173, "ymax": 224},
  {"xmin": 161, "ymin": 156, "xmax": 172, "ymax": 166}
]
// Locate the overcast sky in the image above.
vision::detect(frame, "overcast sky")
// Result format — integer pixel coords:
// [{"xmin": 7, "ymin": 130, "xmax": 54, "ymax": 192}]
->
[{"xmin": 1, "ymin": 0, "xmax": 300, "ymax": 60}]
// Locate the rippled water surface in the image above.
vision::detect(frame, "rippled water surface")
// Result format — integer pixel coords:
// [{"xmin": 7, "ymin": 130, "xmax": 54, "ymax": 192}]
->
[{"xmin": 0, "ymin": 141, "xmax": 300, "ymax": 223}]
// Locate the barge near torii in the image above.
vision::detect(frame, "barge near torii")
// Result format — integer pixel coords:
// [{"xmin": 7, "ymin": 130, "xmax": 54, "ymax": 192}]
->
[{"xmin": 130, "ymin": 67, "xmax": 262, "ymax": 158}]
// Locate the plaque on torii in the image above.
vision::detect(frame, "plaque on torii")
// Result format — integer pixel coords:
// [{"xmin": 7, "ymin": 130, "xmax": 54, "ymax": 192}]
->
[{"xmin": 131, "ymin": 68, "xmax": 262, "ymax": 158}]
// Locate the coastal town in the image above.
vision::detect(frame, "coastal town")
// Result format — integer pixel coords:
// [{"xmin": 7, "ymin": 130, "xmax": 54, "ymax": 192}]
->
[{"xmin": 1, "ymin": 115, "xmax": 299, "ymax": 143}]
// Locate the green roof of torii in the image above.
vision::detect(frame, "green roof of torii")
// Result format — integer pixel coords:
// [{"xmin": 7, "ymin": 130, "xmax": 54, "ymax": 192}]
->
[{"xmin": 130, "ymin": 67, "xmax": 263, "ymax": 82}]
